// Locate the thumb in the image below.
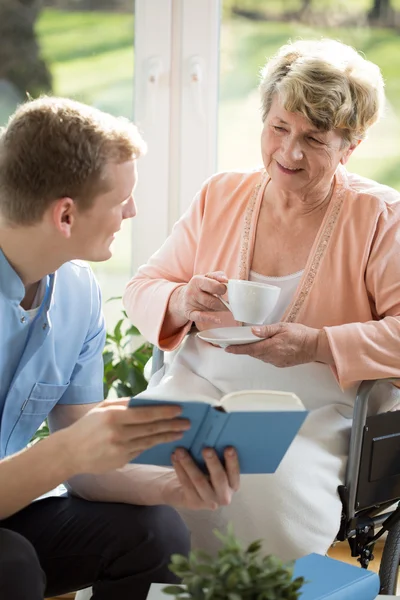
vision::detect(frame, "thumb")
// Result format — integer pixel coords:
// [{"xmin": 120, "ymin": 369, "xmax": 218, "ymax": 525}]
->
[
  {"xmin": 101, "ymin": 397, "xmax": 131, "ymax": 408},
  {"xmin": 251, "ymin": 323, "xmax": 280, "ymax": 338}
]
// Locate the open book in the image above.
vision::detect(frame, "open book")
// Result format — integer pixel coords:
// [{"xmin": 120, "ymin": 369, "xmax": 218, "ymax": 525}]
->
[{"xmin": 128, "ymin": 390, "xmax": 308, "ymax": 474}]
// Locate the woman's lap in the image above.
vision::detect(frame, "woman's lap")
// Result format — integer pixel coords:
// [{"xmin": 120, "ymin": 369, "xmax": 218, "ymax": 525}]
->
[
  {"xmin": 140, "ymin": 337, "xmax": 353, "ymax": 559},
  {"xmin": 176, "ymin": 404, "xmax": 350, "ymax": 560}
]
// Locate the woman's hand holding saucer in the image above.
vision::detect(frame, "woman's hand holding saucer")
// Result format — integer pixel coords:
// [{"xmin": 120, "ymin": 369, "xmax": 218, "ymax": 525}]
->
[
  {"xmin": 225, "ymin": 322, "xmax": 334, "ymax": 367},
  {"xmin": 169, "ymin": 271, "xmax": 230, "ymax": 326}
]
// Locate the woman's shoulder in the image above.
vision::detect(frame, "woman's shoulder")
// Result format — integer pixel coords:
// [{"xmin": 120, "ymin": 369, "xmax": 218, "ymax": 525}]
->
[
  {"xmin": 204, "ymin": 167, "xmax": 265, "ymax": 193},
  {"xmin": 339, "ymin": 167, "xmax": 400, "ymax": 213}
]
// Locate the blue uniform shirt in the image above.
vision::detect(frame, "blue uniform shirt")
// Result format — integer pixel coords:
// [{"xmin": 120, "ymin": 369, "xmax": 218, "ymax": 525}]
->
[{"xmin": 0, "ymin": 249, "xmax": 106, "ymax": 458}]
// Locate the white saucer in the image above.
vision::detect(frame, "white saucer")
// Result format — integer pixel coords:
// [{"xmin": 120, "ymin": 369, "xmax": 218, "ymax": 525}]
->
[{"xmin": 196, "ymin": 326, "xmax": 263, "ymax": 349}]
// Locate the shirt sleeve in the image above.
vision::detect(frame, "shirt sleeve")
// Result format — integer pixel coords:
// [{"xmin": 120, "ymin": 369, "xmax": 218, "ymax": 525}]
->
[
  {"xmin": 58, "ymin": 270, "xmax": 106, "ymax": 405},
  {"xmin": 123, "ymin": 181, "xmax": 208, "ymax": 350},
  {"xmin": 325, "ymin": 201, "xmax": 400, "ymax": 389}
]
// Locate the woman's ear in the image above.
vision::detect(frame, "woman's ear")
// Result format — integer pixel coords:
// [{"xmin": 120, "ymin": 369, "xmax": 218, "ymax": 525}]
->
[
  {"xmin": 52, "ymin": 197, "xmax": 76, "ymax": 238},
  {"xmin": 340, "ymin": 139, "xmax": 362, "ymax": 165}
]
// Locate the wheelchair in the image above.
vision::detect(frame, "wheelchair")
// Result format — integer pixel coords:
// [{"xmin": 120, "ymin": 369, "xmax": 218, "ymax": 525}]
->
[
  {"xmin": 338, "ymin": 378, "xmax": 400, "ymax": 595},
  {"xmin": 151, "ymin": 347, "xmax": 400, "ymax": 596}
]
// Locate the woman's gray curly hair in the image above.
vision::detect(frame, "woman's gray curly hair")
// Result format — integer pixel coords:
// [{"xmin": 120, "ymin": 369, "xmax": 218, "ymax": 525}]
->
[{"xmin": 259, "ymin": 39, "xmax": 385, "ymax": 145}]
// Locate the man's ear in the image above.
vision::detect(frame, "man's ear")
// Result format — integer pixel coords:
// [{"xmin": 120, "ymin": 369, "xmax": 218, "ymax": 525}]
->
[
  {"xmin": 340, "ymin": 139, "xmax": 362, "ymax": 165},
  {"xmin": 52, "ymin": 197, "xmax": 76, "ymax": 238}
]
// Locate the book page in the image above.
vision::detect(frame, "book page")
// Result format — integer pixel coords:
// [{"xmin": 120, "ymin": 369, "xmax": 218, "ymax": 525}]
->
[{"xmin": 221, "ymin": 390, "xmax": 306, "ymax": 412}]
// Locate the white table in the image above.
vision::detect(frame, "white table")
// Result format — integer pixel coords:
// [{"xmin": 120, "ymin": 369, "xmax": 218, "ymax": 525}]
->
[{"xmin": 146, "ymin": 583, "xmax": 397, "ymax": 599}]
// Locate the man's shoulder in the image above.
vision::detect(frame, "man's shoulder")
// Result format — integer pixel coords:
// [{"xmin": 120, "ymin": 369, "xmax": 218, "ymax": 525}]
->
[
  {"xmin": 69, "ymin": 259, "xmax": 92, "ymax": 270},
  {"xmin": 62, "ymin": 259, "xmax": 92, "ymax": 274},
  {"xmin": 51, "ymin": 261, "xmax": 104, "ymax": 335},
  {"xmin": 56, "ymin": 260, "xmax": 101, "ymax": 307},
  {"xmin": 57, "ymin": 260, "xmax": 97, "ymax": 286}
]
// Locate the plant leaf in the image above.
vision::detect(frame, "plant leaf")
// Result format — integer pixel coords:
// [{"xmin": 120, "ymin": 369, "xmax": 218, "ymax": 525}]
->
[
  {"xmin": 126, "ymin": 324, "xmax": 141, "ymax": 337},
  {"xmin": 113, "ymin": 318, "xmax": 124, "ymax": 343},
  {"xmin": 170, "ymin": 554, "xmax": 190, "ymax": 568},
  {"xmin": 162, "ymin": 585, "xmax": 189, "ymax": 597},
  {"xmin": 103, "ymin": 350, "xmax": 114, "ymax": 366},
  {"xmin": 116, "ymin": 382, "xmax": 133, "ymax": 397}
]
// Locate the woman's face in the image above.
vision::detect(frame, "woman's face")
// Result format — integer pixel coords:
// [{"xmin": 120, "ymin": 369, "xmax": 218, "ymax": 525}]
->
[{"xmin": 261, "ymin": 94, "xmax": 357, "ymax": 197}]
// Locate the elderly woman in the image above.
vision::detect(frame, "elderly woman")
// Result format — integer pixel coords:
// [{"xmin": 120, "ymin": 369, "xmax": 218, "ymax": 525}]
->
[{"xmin": 123, "ymin": 39, "xmax": 400, "ymax": 560}]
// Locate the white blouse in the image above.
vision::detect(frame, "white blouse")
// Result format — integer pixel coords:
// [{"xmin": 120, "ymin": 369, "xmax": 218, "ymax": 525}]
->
[{"xmin": 249, "ymin": 269, "xmax": 303, "ymax": 323}]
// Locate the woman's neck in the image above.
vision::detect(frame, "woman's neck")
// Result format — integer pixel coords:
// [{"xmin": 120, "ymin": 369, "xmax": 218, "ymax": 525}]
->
[{"xmin": 264, "ymin": 179, "xmax": 335, "ymax": 221}]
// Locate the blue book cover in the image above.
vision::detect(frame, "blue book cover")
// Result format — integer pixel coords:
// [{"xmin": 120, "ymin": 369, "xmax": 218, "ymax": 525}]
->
[
  {"xmin": 293, "ymin": 553, "xmax": 380, "ymax": 599},
  {"xmin": 128, "ymin": 390, "xmax": 308, "ymax": 474},
  {"xmin": 146, "ymin": 554, "xmax": 380, "ymax": 599}
]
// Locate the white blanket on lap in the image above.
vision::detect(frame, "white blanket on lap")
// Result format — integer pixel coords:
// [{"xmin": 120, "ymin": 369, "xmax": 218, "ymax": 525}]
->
[{"xmin": 137, "ymin": 334, "xmax": 358, "ymax": 560}]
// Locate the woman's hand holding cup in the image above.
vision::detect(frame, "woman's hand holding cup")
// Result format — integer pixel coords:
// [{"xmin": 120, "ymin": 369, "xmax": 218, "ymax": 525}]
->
[{"xmin": 169, "ymin": 271, "xmax": 229, "ymax": 326}]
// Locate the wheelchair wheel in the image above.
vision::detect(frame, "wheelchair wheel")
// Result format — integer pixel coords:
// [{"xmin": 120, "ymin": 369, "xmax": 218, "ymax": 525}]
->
[{"xmin": 379, "ymin": 520, "xmax": 400, "ymax": 595}]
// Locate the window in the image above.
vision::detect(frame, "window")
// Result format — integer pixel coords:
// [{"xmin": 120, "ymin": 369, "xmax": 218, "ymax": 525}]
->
[
  {"xmin": 0, "ymin": 0, "xmax": 135, "ymax": 326},
  {"xmin": 2, "ymin": 0, "xmax": 399, "ymax": 326},
  {"xmin": 218, "ymin": 1, "xmax": 400, "ymax": 191}
]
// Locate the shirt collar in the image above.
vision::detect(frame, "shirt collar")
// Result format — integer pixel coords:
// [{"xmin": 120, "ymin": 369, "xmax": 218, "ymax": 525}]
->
[
  {"xmin": 0, "ymin": 248, "xmax": 55, "ymax": 308},
  {"xmin": 0, "ymin": 248, "xmax": 26, "ymax": 303}
]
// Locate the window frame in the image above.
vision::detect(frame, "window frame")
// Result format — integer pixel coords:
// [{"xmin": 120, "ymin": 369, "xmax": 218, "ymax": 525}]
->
[{"xmin": 131, "ymin": 0, "xmax": 220, "ymax": 273}]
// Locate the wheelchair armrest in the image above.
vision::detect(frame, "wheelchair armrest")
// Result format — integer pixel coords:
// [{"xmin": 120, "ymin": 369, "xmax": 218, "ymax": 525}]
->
[
  {"xmin": 150, "ymin": 346, "xmax": 165, "ymax": 378},
  {"xmin": 148, "ymin": 326, "xmax": 197, "ymax": 379},
  {"xmin": 345, "ymin": 378, "xmax": 400, "ymax": 521}
]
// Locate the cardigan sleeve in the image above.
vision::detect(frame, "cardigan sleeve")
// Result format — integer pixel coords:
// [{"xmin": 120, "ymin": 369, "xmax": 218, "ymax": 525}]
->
[
  {"xmin": 325, "ymin": 202, "xmax": 400, "ymax": 389},
  {"xmin": 123, "ymin": 182, "xmax": 208, "ymax": 351}
]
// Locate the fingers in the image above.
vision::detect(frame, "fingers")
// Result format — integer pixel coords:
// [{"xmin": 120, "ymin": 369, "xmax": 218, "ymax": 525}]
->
[
  {"xmin": 203, "ymin": 447, "xmax": 240, "ymax": 500},
  {"xmin": 97, "ymin": 405, "xmax": 191, "ymax": 460},
  {"xmin": 188, "ymin": 310, "xmax": 223, "ymax": 324},
  {"xmin": 202, "ymin": 448, "xmax": 232, "ymax": 505},
  {"xmin": 197, "ymin": 290, "xmax": 228, "ymax": 312},
  {"xmin": 182, "ymin": 273, "xmax": 228, "ymax": 322},
  {"xmin": 223, "ymin": 447, "xmax": 240, "ymax": 492},
  {"xmin": 172, "ymin": 451, "xmax": 209, "ymax": 509},
  {"xmin": 123, "ymin": 431, "xmax": 186, "ymax": 464},
  {"xmin": 130, "ymin": 430, "xmax": 185, "ymax": 456},
  {"xmin": 199, "ymin": 277, "xmax": 227, "ymax": 298},
  {"xmin": 122, "ymin": 417, "xmax": 190, "ymax": 441},
  {"xmin": 251, "ymin": 323, "xmax": 283, "ymax": 338},
  {"xmin": 251, "ymin": 325, "xmax": 271, "ymax": 338},
  {"xmin": 204, "ymin": 271, "xmax": 228, "ymax": 283},
  {"xmin": 101, "ymin": 397, "xmax": 131, "ymax": 407},
  {"xmin": 186, "ymin": 290, "xmax": 229, "ymax": 322},
  {"xmin": 173, "ymin": 449, "xmax": 219, "ymax": 509},
  {"xmin": 170, "ymin": 447, "xmax": 239, "ymax": 511},
  {"xmin": 225, "ymin": 340, "xmax": 268, "ymax": 356},
  {"xmin": 226, "ymin": 343, "xmax": 279, "ymax": 363},
  {"xmin": 174, "ymin": 448, "xmax": 238, "ymax": 508},
  {"xmin": 113, "ymin": 403, "xmax": 184, "ymax": 425}
]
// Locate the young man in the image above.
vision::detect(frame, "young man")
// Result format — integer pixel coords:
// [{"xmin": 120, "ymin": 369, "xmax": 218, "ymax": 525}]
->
[{"xmin": 0, "ymin": 97, "xmax": 240, "ymax": 600}]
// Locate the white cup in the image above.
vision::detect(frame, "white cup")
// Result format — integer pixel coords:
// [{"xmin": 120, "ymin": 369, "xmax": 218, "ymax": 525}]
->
[{"xmin": 219, "ymin": 279, "xmax": 281, "ymax": 324}]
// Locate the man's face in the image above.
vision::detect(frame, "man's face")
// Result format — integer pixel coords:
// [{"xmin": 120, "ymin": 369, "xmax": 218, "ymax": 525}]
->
[{"xmin": 72, "ymin": 160, "xmax": 137, "ymax": 262}]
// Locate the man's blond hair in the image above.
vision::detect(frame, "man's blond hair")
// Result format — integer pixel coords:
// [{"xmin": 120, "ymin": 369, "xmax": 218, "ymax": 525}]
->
[
  {"xmin": 259, "ymin": 39, "xmax": 385, "ymax": 145},
  {"xmin": 0, "ymin": 96, "xmax": 146, "ymax": 225}
]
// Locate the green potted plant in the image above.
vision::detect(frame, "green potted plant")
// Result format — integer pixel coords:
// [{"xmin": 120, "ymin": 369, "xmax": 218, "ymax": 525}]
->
[
  {"xmin": 102, "ymin": 300, "xmax": 153, "ymax": 398},
  {"xmin": 163, "ymin": 524, "xmax": 306, "ymax": 600}
]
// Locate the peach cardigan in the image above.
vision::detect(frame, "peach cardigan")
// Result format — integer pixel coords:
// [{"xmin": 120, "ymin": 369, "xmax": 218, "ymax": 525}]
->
[{"xmin": 124, "ymin": 166, "xmax": 400, "ymax": 390}]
